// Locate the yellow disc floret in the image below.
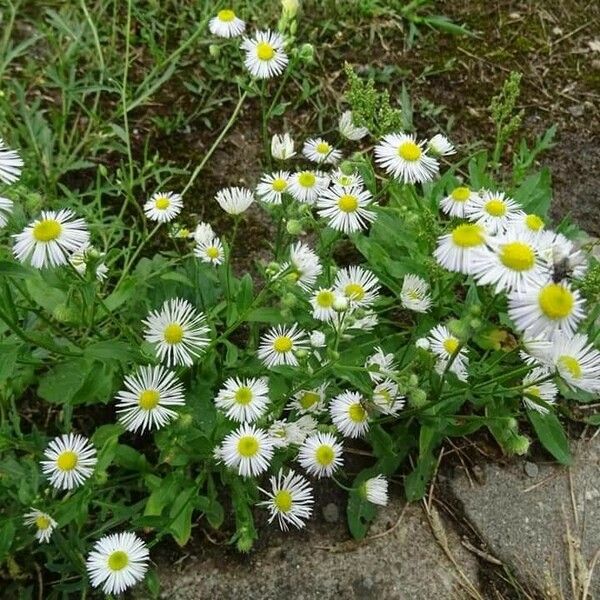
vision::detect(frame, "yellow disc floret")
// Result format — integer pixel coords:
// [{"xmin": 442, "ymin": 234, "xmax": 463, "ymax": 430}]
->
[
  {"xmin": 316, "ymin": 290, "xmax": 335, "ymax": 308},
  {"xmin": 272, "ymin": 178, "xmax": 287, "ymax": 192},
  {"xmin": 33, "ymin": 219, "xmax": 62, "ymax": 242},
  {"xmin": 107, "ymin": 550, "xmax": 129, "ymax": 572},
  {"xmin": 299, "ymin": 391, "xmax": 319, "ymax": 409},
  {"xmin": 256, "ymin": 42, "xmax": 275, "ymax": 61},
  {"xmin": 337, "ymin": 194, "xmax": 359, "ymax": 213},
  {"xmin": 138, "ymin": 389, "xmax": 160, "ymax": 410},
  {"xmin": 451, "ymin": 223, "xmax": 485, "ymax": 248},
  {"xmin": 500, "ymin": 242, "xmax": 535, "ymax": 271},
  {"xmin": 315, "ymin": 445, "xmax": 334, "ymax": 466},
  {"xmin": 237, "ymin": 435, "xmax": 259, "ymax": 457},
  {"xmin": 273, "ymin": 490, "xmax": 293, "ymax": 513},
  {"xmin": 525, "ymin": 214, "xmax": 544, "ymax": 231},
  {"xmin": 273, "ymin": 335, "xmax": 293, "ymax": 353},
  {"xmin": 217, "ymin": 9, "xmax": 236, "ymax": 21},
  {"xmin": 35, "ymin": 515, "xmax": 51, "ymax": 530},
  {"xmin": 485, "ymin": 199, "xmax": 507, "ymax": 217},
  {"xmin": 451, "ymin": 187, "xmax": 471, "ymax": 202},
  {"xmin": 298, "ymin": 172, "xmax": 316, "ymax": 188},
  {"xmin": 397, "ymin": 141, "xmax": 422, "ymax": 161},
  {"xmin": 234, "ymin": 387, "xmax": 253, "ymax": 405},
  {"xmin": 558, "ymin": 355, "xmax": 582, "ymax": 379},
  {"xmin": 348, "ymin": 402, "xmax": 367, "ymax": 423},
  {"xmin": 538, "ymin": 283, "xmax": 574, "ymax": 320},
  {"xmin": 56, "ymin": 450, "xmax": 78, "ymax": 471},
  {"xmin": 163, "ymin": 323, "xmax": 184, "ymax": 344},
  {"xmin": 443, "ymin": 337, "xmax": 459, "ymax": 354},
  {"xmin": 344, "ymin": 283, "xmax": 365, "ymax": 301},
  {"xmin": 154, "ymin": 197, "xmax": 170, "ymax": 210}
]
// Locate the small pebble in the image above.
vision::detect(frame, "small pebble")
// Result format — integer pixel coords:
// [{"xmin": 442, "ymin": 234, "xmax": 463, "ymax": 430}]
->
[
  {"xmin": 322, "ymin": 502, "xmax": 339, "ymax": 523},
  {"xmin": 568, "ymin": 105, "xmax": 584, "ymax": 117},
  {"xmin": 524, "ymin": 461, "xmax": 539, "ymax": 478}
]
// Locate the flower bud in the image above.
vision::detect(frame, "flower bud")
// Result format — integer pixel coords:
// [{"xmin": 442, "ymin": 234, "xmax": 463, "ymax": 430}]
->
[
  {"xmin": 282, "ymin": 293, "xmax": 297, "ymax": 308},
  {"xmin": 298, "ymin": 43, "xmax": 314, "ymax": 63},
  {"xmin": 415, "ymin": 337, "xmax": 430, "ymax": 350},
  {"xmin": 332, "ymin": 295, "xmax": 349, "ymax": 312},
  {"xmin": 408, "ymin": 388, "xmax": 427, "ymax": 408},
  {"xmin": 310, "ymin": 330, "xmax": 326, "ymax": 347},
  {"xmin": 209, "ymin": 44, "xmax": 220, "ymax": 57},
  {"xmin": 281, "ymin": 0, "xmax": 299, "ymax": 18},
  {"xmin": 505, "ymin": 434, "xmax": 530, "ymax": 456},
  {"xmin": 339, "ymin": 160, "xmax": 355, "ymax": 175},
  {"xmin": 286, "ymin": 219, "xmax": 303, "ymax": 235}
]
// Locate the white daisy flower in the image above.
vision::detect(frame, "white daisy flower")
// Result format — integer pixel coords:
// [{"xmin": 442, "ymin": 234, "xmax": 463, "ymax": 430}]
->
[
  {"xmin": 288, "ymin": 384, "xmax": 328, "ymax": 415},
  {"xmin": 256, "ymin": 171, "xmax": 291, "ymax": 205},
  {"xmin": 23, "ymin": 509, "xmax": 57, "ymax": 543},
  {"xmin": 471, "ymin": 226, "xmax": 550, "ymax": 293},
  {"xmin": 258, "ymin": 469, "xmax": 314, "ymax": 531},
  {"xmin": 69, "ymin": 243, "xmax": 108, "ymax": 281},
  {"xmin": 194, "ymin": 235, "xmax": 224, "ymax": 265},
  {"xmin": 416, "ymin": 337, "xmax": 430, "ymax": 350},
  {"xmin": 258, "ymin": 323, "xmax": 308, "ymax": 368},
  {"xmin": 298, "ymin": 432, "xmax": 344, "ymax": 478},
  {"xmin": 338, "ymin": 110, "xmax": 368, "ymax": 141},
  {"xmin": 330, "ymin": 390, "xmax": 370, "ymax": 438},
  {"xmin": 241, "ymin": 30, "xmax": 288, "ymax": 79},
  {"xmin": 287, "ymin": 241, "xmax": 322, "ymax": 290},
  {"xmin": 271, "ymin": 133, "xmax": 295, "ymax": 160},
  {"xmin": 215, "ymin": 187, "xmax": 254, "ymax": 215},
  {"xmin": 142, "ymin": 298, "xmax": 210, "ymax": 367},
  {"xmin": 365, "ymin": 346, "xmax": 397, "ymax": 383},
  {"xmin": 86, "ymin": 531, "xmax": 149, "ymax": 596},
  {"xmin": 302, "ymin": 138, "xmax": 342, "ymax": 165},
  {"xmin": 548, "ymin": 333, "xmax": 600, "ymax": 394},
  {"xmin": 317, "ymin": 184, "xmax": 375, "ymax": 234},
  {"xmin": 115, "ymin": 365, "xmax": 185, "ymax": 434},
  {"xmin": 13, "ymin": 209, "xmax": 89, "ymax": 269},
  {"xmin": 522, "ymin": 367, "xmax": 558, "ymax": 415},
  {"xmin": 310, "ymin": 287, "xmax": 340, "ymax": 321},
  {"xmin": 439, "ymin": 186, "xmax": 479, "ymax": 218},
  {"xmin": 427, "ymin": 133, "xmax": 456, "ymax": 157},
  {"xmin": 215, "ymin": 377, "xmax": 270, "ymax": 423},
  {"xmin": 288, "ymin": 170, "xmax": 329, "ymax": 204},
  {"xmin": 538, "ymin": 230, "xmax": 588, "ymax": 281},
  {"xmin": 0, "ymin": 138, "xmax": 23, "ymax": 184},
  {"xmin": 193, "ymin": 221, "xmax": 215, "ymax": 244},
  {"xmin": 465, "ymin": 190, "xmax": 524, "ymax": 234},
  {"xmin": 427, "ymin": 324, "xmax": 469, "ymax": 381},
  {"xmin": 208, "ymin": 9, "xmax": 245, "ymax": 38},
  {"xmin": 269, "ymin": 416, "xmax": 316, "ymax": 448},
  {"xmin": 0, "ymin": 196, "xmax": 14, "ymax": 227},
  {"xmin": 400, "ymin": 274, "xmax": 432, "ymax": 313},
  {"xmin": 520, "ymin": 212, "xmax": 546, "ymax": 233},
  {"xmin": 347, "ymin": 310, "xmax": 378, "ymax": 333},
  {"xmin": 508, "ymin": 281, "xmax": 584, "ymax": 339},
  {"xmin": 144, "ymin": 191, "xmax": 182, "ymax": 223},
  {"xmin": 330, "ymin": 168, "xmax": 365, "ymax": 189},
  {"xmin": 41, "ymin": 433, "xmax": 97, "ymax": 490},
  {"xmin": 372, "ymin": 379, "xmax": 405, "ymax": 416},
  {"xmin": 374, "ymin": 132, "xmax": 439, "ymax": 184},
  {"xmin": 434, "ymin": 222, "xmax": 489, "ymax": 275},
  {"xmin": 334, "ymin": 265, "xmax": 380, "ymax": 307},
  {"xmin": 220, "ymin": 423, "xmax": 275, "ymax": 477},
  {"xmin": 309, "ymin": 330, "xmax": 326, "ymax": 348},
  {"xmin": 363, "ymin": 475, "xmax": 389, "ymax": 506}
]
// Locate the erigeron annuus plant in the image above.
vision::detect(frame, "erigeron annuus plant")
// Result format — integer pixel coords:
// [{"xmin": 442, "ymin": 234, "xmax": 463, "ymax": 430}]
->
[{"xmin": 1, "ymin": 5, "xmax": 599, "ymax": 599}]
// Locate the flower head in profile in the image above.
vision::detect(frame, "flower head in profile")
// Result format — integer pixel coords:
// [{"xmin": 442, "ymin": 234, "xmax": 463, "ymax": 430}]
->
[
  {"xmin": 317, "ymin": 184, "xmax": 376, "ymax": 234},
  {"xmin": 194, "ymin": 235, "xmax": 224, "ymax": 265},
  {"xmin": 400, "ymin": 274, "xmax": 432, "ymax": 313},
  {"xmin": 144, "ymin": 191, "xmax": 182, "ymax": 223},
  {"xmin": 289, "ymin": 384, "xmax": 328, "ymax": 415},
  {"xmin": 193, "ymin": 221, "xmax": 215, "ymax": 244},
  {"xmin": 69, "ymin": 243, "xmax": 108, "ymax": 281},
  {"xmin": 0, "ymin": 196, "xmax": 14, "ymax": 228},
  {"xmin": 116, "ymin": 365, "xmax": 185, "ymax": 433},
  {"xmin": 365, "ymin": 347, "xmax": 397, "ymax": 383},
  {"xmin": 208, "ymin": 9, "xmax": 245, "ymax": 38},
  {"xmin": 215, "ymin": 377, "xmax": 270, "ymax": 423},
  {"xmin": 269, "ymin": 416, "xmax": 316, "ymax": 448},
  {"xmin": 372, "ymin": 379, "xmax": 405, "ymax": 416},
  {"xmin": 215, "ymin": 187, "xmax": 254, "ymax": 215},
  {"xmin": 362, "ymin": 475, "xmax": 389, "ymax": 506},
  {"xmin": 24, "ymin": 509, "xmax": 57, "ymax": 543},
  {"xmin": 465, "ymin": 190, "xmax": 523, "ymax": 234},
  {"xmin": 143, "ymin": 298, "xmax": 210, "ymax": 367},
  {"xmin": 220, "ymin": 423, "xmax": 275, "ymax": 477},
  {"xmin": 258, "ymin": 323, "xmax": 308, "ymax": 367},
  {"xmin": 13, "ymin": 209, "xmax": 89, "ymax": 269},
  {"xmin": 522, "ymin": 367, "xmax": 558, "ymax": 415},
  {"xmin": 242, "ymin": 30, "xmax": 288, "ymax": 79},
  {"xmin": 434, "ymin": 222, "xmax": 489, "ymax": 275},
  {"xmin": 330, "ymin": 168, "xmax": 364, "ymax": 189},
  {"xmin": 288, "ymin": 170, "xmax": 329, "ymax": 204},
  {"xmin": 256, "ymin": 171, "xmax": 291, "ymax": 205},
  {"xmin": 548, "ymin": 332, "xmax": 600, "ymax": 394},
  {"xmin": 0, "ymin": 138, "xmax": 23, "ymax": 184},
  {"xmin": 271, "ymin": 133, "xmax": 295, "ymax": 160},
  {"xmin": 427, "ymin": 324, "xmax": 469, "ymax": 381},
  {"xmin": 258, "ymin": 469, "xmax": 314, "ymax": 531},
  {"xmin": 288, "ymin": 241, "xmax": 322, "ymax": 290},
  {"xmin": 302, "ymin": 138, "xmax": 342, "ymax": 165},
  {"xmin": 439, "ymin": 186, "xmax": 479, "ymax": 218},
  {"xmin": 334, "ymin": 265, "xmax": 380, "ymax": 307},
  {"xmin": 338, "ymin": 110, "xmax": 368, "ymax": 141},
  {"xmin": 41, "ymin": 433, "xmax": 97, "ymax": 490},
  {"xmin": 298, "ymin": 432, "xmax": 344, "ymax": 478},
  {"xmin": 86, "ymin": 532, "xmax": 149, "ymax": 595},
  {"xmin": 427, "ymin": 134, "xmax": 455, "ymax": 157},
  {"xmin": 330, "ymin": 391, "xmax": 370, "ymax": 438}
]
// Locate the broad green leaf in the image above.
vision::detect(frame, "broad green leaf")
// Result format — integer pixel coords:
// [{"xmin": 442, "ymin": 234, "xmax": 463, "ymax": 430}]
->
[
  {"xmin": 37, "ymin": 358, "xmax": 91, "ymax": 404},
  {"xmin": 528, "ymin": 410, "xmax": 571, "ymax": 465}
]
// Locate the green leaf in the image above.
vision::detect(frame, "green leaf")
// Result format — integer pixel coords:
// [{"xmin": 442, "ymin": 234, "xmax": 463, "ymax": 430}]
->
[
  {"xmin": 528, "ymin": 410, "xmax": 571, "ymax": 465},
  {"xmin": 347, "ymin": 467, "xmax": 379, "ymax": 540},
  {"xmin": 37, "ymin": 358, "xmax": 91, "ymax": 404},
  {"xmin": 84, "ymin": 340, "xmax": 133, "ymax": 362},
  {"xmin": 0, "ymin": 260, "xmax": 30, "ymax": 278},
  {"xmin": 169, "ymin": 488, "xmax": 195, "ymax": 546}
]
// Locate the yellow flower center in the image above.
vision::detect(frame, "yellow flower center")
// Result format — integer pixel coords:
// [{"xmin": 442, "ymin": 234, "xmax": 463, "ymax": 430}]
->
[
  {"xmin": 337, "ymin": 194, "xmax": 359, "ymax": 213},
  {"xmin": 315, "ymin": 445, "xmax": 334, "ymax": 466},
  {"xmin": 206, "ymin": 246, "xmax": 220, "ymax": 259},
  {"xmin": 298, "ymin": 172, "xmax": 316, "ymax": 188},
  {"xmin": 451, "ymin": 187, "xmax": 471, "ymax": 202},
  {"xmin": 107, "ymin": 550, "xmax": 129, "ymax": 572},
  {"xmin": 344, "ymin": 283, "xmax": 365, "ymax": 301},
  {"xmin": 33, "ymin": 219, "xmax": 62, "ymax": 242},
  {"xmin": 273, "ymin": 489, "xmax": 293, "ymax": 513},
  {"xmin": 56, "ymin": 450, "xmax": 78, "ymax": 471},
  {"xmin": 485, "ymin": 199, "xmax": 507, "ymax": 217},
  {"xmin": 316, "ymin": 290, "xmax": 335, "ymax": 308},
  {"xmin": 525, "ymin": 214, "xmax": 544, "ymax": 231},
  {"xmin": 316, "ymin": 141, "xmax": 330, "ymax": 154},
  {"xmin": 299, "ymin": 391, "xmax": 319, "ymax": 409},
  {"xmin": 273, "ymin": 335, "xmax": 293, "ymax": 353},
  {"xmin": 443, "ymin": 337, "xmax": 459, "ymax": 354},
  {"xmin": 35, "ymin": 515, "xmax": 51, "ymax": 530},
  {"xmin": 237, "ymin": 435, "xmax": 259, "ymax": 457},
  {"xmin": 397, "ymin": 140, "xmax": 422, "ymax": 161},
  {"xmin": 234, "ymin": 386, "xmax": 253, "ymax": 405},
  {"xmin": 558, "ymin": 355, "xmax": 582, "ymax": 379},
  {"xmin": 256, "ymin": 41, "xmax": 275, "ymax": 61},
  {"xmin": 451, "ymin": 223, "xmax": 485, "ymax": 248},
  {"xmin": 154, "ymin": 197, "xmax": 170, "ymax": 210},
  {"xmin": 272, "ymin": 178, "xmax": 288, "ymax": 192},
  {"xmin": 499, "ymin": 242, "xmax": 535, "ymax": 271},
  {"xmin": 138, "ymin": 389, "xmax": 160, "ymax": 410},
  {"xmin": 538, "ymin": 283, "xmax": 574, "ymax": 320},
  {"xmin": 348, "ymin": 402, "xmax": 367, "ymax": 423},
  {"xmin": 217, "ymin": 9, "xmax": 236, "ymax": 21},
  {"xmin": 163, "ymin": 323, "xmax": 184, "ymax": 344}
]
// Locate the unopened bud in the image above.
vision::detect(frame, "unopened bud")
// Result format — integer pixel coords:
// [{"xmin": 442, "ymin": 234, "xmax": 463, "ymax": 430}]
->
[
  {"xmin": 209, "ymin": 44, "xmax": 220, "ymax": 57},
  {"xmin": 286, "ymin": 219, "xmax": 303, "ymax": 235}
]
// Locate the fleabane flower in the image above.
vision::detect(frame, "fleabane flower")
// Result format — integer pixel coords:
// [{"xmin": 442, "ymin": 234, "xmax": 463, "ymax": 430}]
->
[
  {"xmin": 0, "ymin": 196, "xmax": 14, "ymax": 227},
  {"xmin": 372, "ymin": 379, "xmax": 405, "ymax": 416},
  {"xmin": 208, "ymin": 9, "xmax": 245, "ymax": 38},
  {"xmin": 13, "ymin": 209, "xmax": 89, "ymax": 269},
  {"xmin": 465, "ymin": 190, "xmax": 524, "ymax": 234},
  {"xmin": 365, "ymin": 347, "xmax": 397, "ymax": 383},
  {"xmin": 334, "ymin": 265, "xmax": 380, "ymax": 307},
  {"xmin": 288, "ymin": 170, "xmax": 329, "ymax": 204},
  {"xmin": 288, "ymin": 241, "xmax": 322, "ymax": 290},
  {"xmin": 69, "ymin": 243, "xmax": 108, "ymax": 281},
  {"xmin": 522, "ymin": 367, "xmax": 558, "ymax": 415},
  {"xmin": 271, "ymin": 133, "xmax": 295, "ymax": 160},
  {"xmin": 400, "ymin": 274, "xmax": 432, "ymax": 313},
  {"xmin": 115, "ymin": 365, "xmax": 185, "ymax": 434},
  {"xmin": 194, "ymin": 235, "xmax": 224, "ymax": 265},
  {"xmin": 317, "ymin": 184, "xmax": 376, "ymax": 233},
  {"xmin": 538, "ymin": 230, "xmax": 588, "ymax": 281},
  {"xmin": 256, "ymin": 171, "xmax": 291, "ymax": 205},
  {"xmin": 269, "ymin": 416, "xmax": 316, "ymax": 448},
  {"xmin": 310, "ymin": 287, "xmax": 340, "ymax": 321},
  {"xmin": 215, "ymin": 187, "xmax": 254, "ymax": 214},
  {"xmin": 144, "ymin": 191, "xmax": 182, "ymax": 223},
  {"xmin": 41, "ymin": 433, "xmax": 97, "ymax": 490},
  {"xmin": 302, "ymin": 138, "xmax": 342, "ymax": 165},
  {"xmin": 298, "ymin": 432, "xmax": 344, "ymax": 478},
  {"xmin": 86, "ymin": 532, "xmax": 149, "ymax": 596},
  {"xmin": 374, "ymin": 132, "xmax": 439, "ymax": 184},
  {"xmin": 508, "ymin": 281, "xmax": 584, "ymax": 339},
  {"xmin": 427, "ymin": 134, "xmax": 456, "ymax": 157},
  {"xmin": 143, "ymin": 298, "xmax": 210, "ymax": 367},
  {"xmin": 258, "ymin": 469, "xmax": 314, "ymax": 531},
  {"xmin": 330, "ymin": 168, "xmax": 364, "ymax": 189},
  {"xmin": 439, "ymin": 186, "xmax": 479, "ymax": 218},
  {"xmin": 289, "ymin": 384, "xmax": 328, "ymax": 415},
  {"xmin": 215, "ymin": 377, "xmax": 270, "ymax": 423},
  {"xmin": 193, "ymin": 221, "xmax": 215, "ymax": 244},
  {"xmin": 548, "ymin": 333, "xmax": 600, "ymax": 394},
  {"xmin": 242, "ymin": 30, "xmax": 288, "ymax": 79},
  {"xmin": 0, "ymin": 138, "xmax": 23, "ymax": 184},
  {"xmin": 220, "ymin": 423, "xmax": 275, "ymax": 477},
  {"xmin": 258, "ymin": 323, "xmax": 308, "ymax": 367},
  {"xmin": 330, "ymin": 391, "xmax": 370, "ymax": 438},
  {"xmin": 338, "ymin": 110, "xmax": 368, "ymax": 141},
  {"xmin": 434, "ymin": 222, "xmax": 489, "ymax": 275},
  {"xmin": 427, "ymin": 324, "xmax": 469, "ymax": 381},
  {"xmin": 24, "ymin": 509, "xmax": 57, "ymax": 543},
  {"xmin": 362, "ymin": 475, "xmax": 389, "ymax": 506}
]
